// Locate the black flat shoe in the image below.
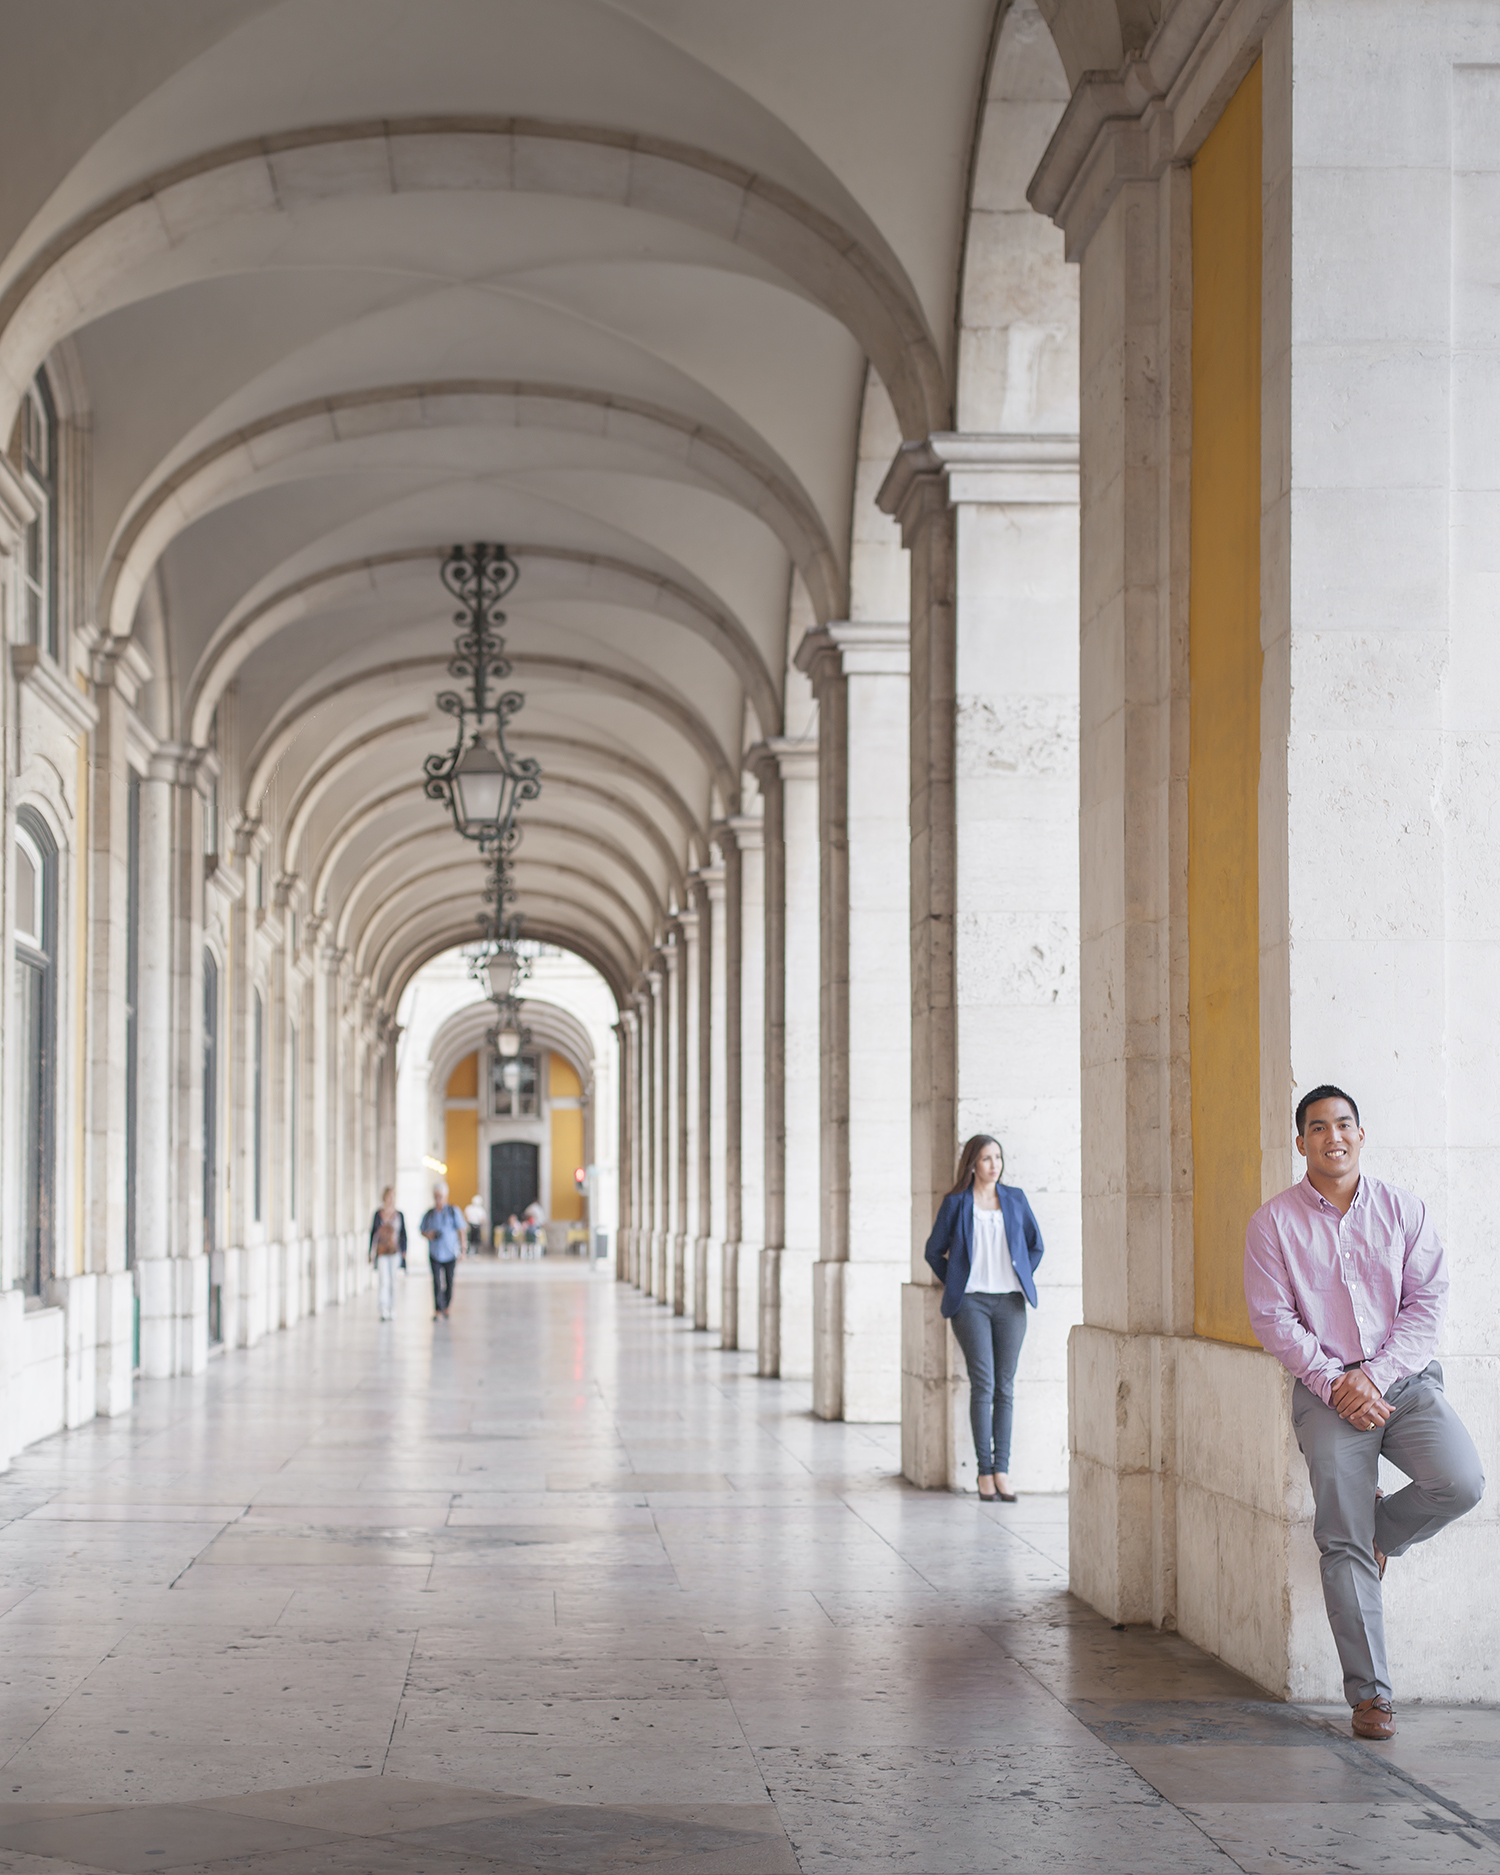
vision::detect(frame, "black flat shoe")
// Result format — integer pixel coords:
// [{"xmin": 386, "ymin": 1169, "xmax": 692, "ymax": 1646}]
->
[{"xmin": 977, "ymin": 1485, "xmax": 999, "ymax": 1503}]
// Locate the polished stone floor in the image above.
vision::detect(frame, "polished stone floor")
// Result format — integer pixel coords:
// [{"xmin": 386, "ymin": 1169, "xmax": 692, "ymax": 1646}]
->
[{"xmin": 1, "ymin": 1264, "xmax": 1498, "ymax": 1874}]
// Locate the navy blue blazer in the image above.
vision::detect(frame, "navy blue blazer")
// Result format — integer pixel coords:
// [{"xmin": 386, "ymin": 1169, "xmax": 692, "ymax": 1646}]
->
[{"xmin": 924, "ymin": 1185, "xmax": 1043, "ymax": 1317}]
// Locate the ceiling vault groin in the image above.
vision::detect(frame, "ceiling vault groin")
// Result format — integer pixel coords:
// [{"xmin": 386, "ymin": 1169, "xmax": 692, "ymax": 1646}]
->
[
  {"xmin": 3, "ymin": 0, "xmax": 1018, "ymax": 1008},
  {"xmin": 188, "ymin": 543, "xmax": 780, "ymax": 749},
  {"xmin": 0, "ymin": 117, "xmax": 947, "ymax": 443},
  {"xmin": 256, "ymin": 651, "xmax": 735, "ymax": 869},
  {"xmin": 103, "ymin": 382, "xmax": 843, "ymax": 652}
]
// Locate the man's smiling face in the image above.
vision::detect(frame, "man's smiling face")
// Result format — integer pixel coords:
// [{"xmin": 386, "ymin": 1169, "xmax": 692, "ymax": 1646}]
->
[{"xmin": 1297, "ymin": 1097, "xmax": 1364, "ymax": 1181}]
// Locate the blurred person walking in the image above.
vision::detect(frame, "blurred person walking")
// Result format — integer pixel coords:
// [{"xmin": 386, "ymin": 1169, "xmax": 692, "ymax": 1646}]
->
[
  {"xmin": 368, "ymin": 1187, "xmax": 407, "ymax": 1321},
  {"xmin": 420, "ymin": 1181, "xmax": 464, "ymax": 1319}
]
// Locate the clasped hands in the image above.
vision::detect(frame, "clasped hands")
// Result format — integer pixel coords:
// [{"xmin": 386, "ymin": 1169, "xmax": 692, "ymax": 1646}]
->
[{"xmin": 1329, "ymin": 1367, "xmax": 1391, "ymax": 1431}]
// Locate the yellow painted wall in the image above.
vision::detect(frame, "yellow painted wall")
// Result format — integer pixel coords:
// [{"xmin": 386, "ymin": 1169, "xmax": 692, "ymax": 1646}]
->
[
  {"xmin": 444, "ymin": 1052, "xmax": 479, "ymax": 1207},
  {"xmin": 1189, "ymin": 58, "xmax": 1262, "ymax": 1347},
  {"xmin": 549, "ymin": 1052, "xmax": 585, "ymax": 1221}
]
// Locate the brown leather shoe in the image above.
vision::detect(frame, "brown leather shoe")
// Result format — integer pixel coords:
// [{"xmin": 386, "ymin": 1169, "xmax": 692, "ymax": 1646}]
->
[{"xmin": 1352, "ymin": 1696, "xmax": 1396, "ymax": 1740}]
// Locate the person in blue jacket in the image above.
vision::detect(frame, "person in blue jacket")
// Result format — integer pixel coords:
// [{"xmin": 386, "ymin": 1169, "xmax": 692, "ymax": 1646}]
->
[
  {"xmin": 924, "ymin": 1134, "xmax": 1044, "ymax": 1503},
  {"xmin": 419, "ymin": 1180, "xmax": 464, "ymax": 1320}
]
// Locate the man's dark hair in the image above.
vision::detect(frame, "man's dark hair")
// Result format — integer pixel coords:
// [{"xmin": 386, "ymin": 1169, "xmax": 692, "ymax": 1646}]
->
[{"xmin": 1295, "ymin": 1084, "xmax": 1360, "ymax": 1138}]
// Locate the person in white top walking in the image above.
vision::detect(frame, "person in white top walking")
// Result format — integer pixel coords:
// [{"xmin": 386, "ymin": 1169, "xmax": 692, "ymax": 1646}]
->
[{"xmin": 924, "ymin": 1135, "xmax": 1046, "ymax": 1503}]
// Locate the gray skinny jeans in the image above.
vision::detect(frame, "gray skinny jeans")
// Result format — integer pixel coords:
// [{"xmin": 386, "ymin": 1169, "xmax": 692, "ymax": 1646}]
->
[
  {"xmin": 1292, "ymin": 1361, "xmax": 1484, "ymax": 1705},
  {"xmin": 950, "ymin": 1291, "xmax": 1028, "ymax": 1474}
]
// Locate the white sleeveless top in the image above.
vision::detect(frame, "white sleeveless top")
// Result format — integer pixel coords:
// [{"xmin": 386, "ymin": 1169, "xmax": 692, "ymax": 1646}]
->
[{"xmin": 966, "ymin": 1203, "xmax": 1020, "ymax": 1294}]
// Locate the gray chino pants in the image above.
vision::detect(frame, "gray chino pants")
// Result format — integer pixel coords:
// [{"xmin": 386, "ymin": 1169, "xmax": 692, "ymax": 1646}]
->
[{"xmin": 1292, "ymin": 1362, "xmax": 1484, "ymax": 1706}]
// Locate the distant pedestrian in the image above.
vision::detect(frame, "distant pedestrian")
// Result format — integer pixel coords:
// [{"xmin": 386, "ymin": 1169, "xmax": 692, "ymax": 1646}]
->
[
  {"xmin": 464, "ymin": 1192, "xmax": 487, "ymax": 1256},
  {"xmin": 420, "ymin": 1181, "xmax": 463, "ymax": 1319},
  {"xmin": 368, "ymin": 1187, "xmax": 407, "ymax": 1321},
  {"xmin": 924, "ymin": 1135, "xmax": 1045, "ymax": 1504}
]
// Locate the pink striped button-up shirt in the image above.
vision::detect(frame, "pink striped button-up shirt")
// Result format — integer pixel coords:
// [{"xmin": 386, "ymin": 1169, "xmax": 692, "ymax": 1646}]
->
[{"xmin": 1243, "ymin": 1173, "xmax": 1447, "ymax": 1404}]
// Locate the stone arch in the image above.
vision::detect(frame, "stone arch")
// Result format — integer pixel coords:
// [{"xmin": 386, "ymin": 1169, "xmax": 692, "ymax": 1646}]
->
[
  {"xmin": 0, "ymin": 119, "xmax": 948, "ymax": 446},
  {"xmin": 349, "ymin": 851, "xmax": 654, "ymax": 976},
  {"xmin": 370, "ymin": 885, "xmax": 636, "ymax": 1005},
  {"xmin": 188, "ymin": 544, "xmax": 779, "ymax": 752},
  {"xmin": 257, "ymin": 654, "xmax": 736, "ymax": 873},
  {"xmin": 333, "ymin": 816, "xmax": 665, "ymax": 953},
  {"xmin": 103, "ymin": 383, "xmax": 841, "ymax": 652},
  {"xmin": 956, "ymin": 0, "xmax": 1076, "ymax": 434},
  {"xmin": 307, "ymin": 763, "xmax": 690, "ymax": 919},
  {"xmin": 388, "ymin": 921, "xmax": 627, "ymax": 1011}
]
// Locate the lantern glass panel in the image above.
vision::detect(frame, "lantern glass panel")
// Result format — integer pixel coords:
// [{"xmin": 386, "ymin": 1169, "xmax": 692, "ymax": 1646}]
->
[{"xmin": 451, "ymin": 743, "xmax": 505, "ymax": 832}]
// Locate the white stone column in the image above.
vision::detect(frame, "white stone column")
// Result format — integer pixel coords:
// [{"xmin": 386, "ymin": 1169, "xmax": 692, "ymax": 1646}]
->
[
  {"xmin": 638, "ymin": 975, "xmax": 653, "ymax": 1293},
  {"xmin": 615, "ymin": 1010, "xmax": 637, "ymax": 1282},
  {"xmin": 86, "ymin": 639, "xmax": 152, "ymax": 1416},
  {"xmin": 651, "ymin": 962, "xmax": 671, "ymax": 1303},
  {"xmin": 136, "ymin": 747, "xmax": 210, "ymax": 1379},
  {"xmin": 635, "ymin": 984, "xmax": 655, "ymax": 1291},
  {"xmin": 726, "ymin": 810, "xmax": 763, "ymax": 1351},
  {"xmin": 1252, "ymin": 4, "xmax": 1500, "ymax": 1701},
  {"xmin": 753, "ymin": 738, "xmax": 819, "ymax": 1381},
  {"xmin": 798, "ymin": 622, "xmax": 912, "ymax": 1423},
  {"xmin": 881, "ymin": 435, "xmax": 1081, "ymax": 1490},
  {"xmin": 701, "ymin": 858, "xmax": 728, "ymax": 1335},
  {"xmin": 673, "ymin": 910, "xmax": 698, "ymax": 1318}
]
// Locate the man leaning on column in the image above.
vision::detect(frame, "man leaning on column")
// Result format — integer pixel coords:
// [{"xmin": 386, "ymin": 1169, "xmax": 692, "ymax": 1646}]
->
[{"xmin": 1244, "ymin": 1085, "xmax": 1485, "ymax": 1740}]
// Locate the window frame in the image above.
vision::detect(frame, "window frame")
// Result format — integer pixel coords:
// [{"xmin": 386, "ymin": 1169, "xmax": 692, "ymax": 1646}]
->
[
  {"xmin": 14, "ymin": 810, "xmax": 58, "ymax": 1300},
  {"xmin": 19, "ymin": 374, "xmax": 58, "ymax": 660}
]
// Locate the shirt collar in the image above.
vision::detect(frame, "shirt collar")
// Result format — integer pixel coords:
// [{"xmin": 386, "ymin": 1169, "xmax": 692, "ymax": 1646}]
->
[{"xmin": 1300, "ymin": 1172, "xmax": 1365, "ymax": 1214}]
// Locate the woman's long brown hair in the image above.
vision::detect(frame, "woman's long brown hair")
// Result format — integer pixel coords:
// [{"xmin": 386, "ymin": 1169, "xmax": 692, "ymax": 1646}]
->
[{"xmin": 948, "ymin": 1134, "xmax": 1004, "ymax": 1196}]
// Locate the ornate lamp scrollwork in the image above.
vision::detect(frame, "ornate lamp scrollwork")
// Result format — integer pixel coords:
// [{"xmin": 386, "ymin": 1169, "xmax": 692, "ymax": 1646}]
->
[{"xmin": 422, "ymin": 543, "xmax": 542, "ymax": 848}]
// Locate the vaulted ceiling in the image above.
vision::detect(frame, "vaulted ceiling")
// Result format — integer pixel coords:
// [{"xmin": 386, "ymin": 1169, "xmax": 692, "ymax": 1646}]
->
[{"xmin": 0, "ymin": 0, "xmax": 1074, "ymax": 1007}]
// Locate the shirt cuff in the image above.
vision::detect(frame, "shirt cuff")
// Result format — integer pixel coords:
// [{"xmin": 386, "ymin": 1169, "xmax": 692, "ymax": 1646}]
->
[
  {"xmin": 1308, "ymin": 1361, "xmax": 1342, "ymax": 1406},
  {"xmin": 1361, "ymin": 1357, "xmax": 1392, "ymax": 1396}
]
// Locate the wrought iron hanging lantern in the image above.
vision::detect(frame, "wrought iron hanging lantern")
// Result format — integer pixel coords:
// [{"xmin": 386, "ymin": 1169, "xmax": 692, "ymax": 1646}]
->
[
  {"xmin": 423, "ymin": 543, "xmax": 541, "ymax": 848},
  {"xmin": 469, "ymin": 845, "xmax": 531, "ymax": 1063}
]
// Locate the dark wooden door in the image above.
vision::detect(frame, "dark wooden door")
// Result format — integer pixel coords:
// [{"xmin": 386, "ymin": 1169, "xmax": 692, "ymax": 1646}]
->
[{"xmin": 490, "ymin": 1141, "xmax": 540, "ymax": 1222}]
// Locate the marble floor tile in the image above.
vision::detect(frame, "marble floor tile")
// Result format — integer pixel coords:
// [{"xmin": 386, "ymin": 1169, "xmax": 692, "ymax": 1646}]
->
[
  {"xmin": 1180, "ymin": 1802, "xmax": 1500, "ymax": 1871},
  {"xmin": 2, "ymin": 1265, "xmax": 1498, "ymax": 1874},
  {"xmin": 0, "ymin": 1803, "xmax": 340, "ymax": 1872}
]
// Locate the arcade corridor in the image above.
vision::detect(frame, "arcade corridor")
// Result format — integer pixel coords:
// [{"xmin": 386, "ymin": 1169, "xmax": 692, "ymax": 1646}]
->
[{"xmin": 1, "ymin": 1267, "xmax": 1496, "ymax": 1874}]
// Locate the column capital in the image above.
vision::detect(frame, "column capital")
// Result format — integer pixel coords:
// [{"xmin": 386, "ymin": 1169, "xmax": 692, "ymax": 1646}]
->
[
  {"xmin": 723, "ymin": 812, "xmax": 764, "ymax": 854},
  {"xmin": 1027, "ymin": 0, "xmax": 1269, "ymax": 258},
  {"xmin": 88, "ymin": 632, "xmax": 154, "ymax": 704},
  {"xmin": 746, "ymin": 735, "xmax": 817, "ymax": 786},
  {"xmin": 804, "ymin": 620, "xmax": 910, "ymax": 680},
  {"xmin": 792, "ymin": 624, "xmax": 844, "ymax": 701},
  {"xmin": 147, "ymin": 740, "xmax": 210, "ymax": 791},
  {"xmin": 694, "ymin": 859, "xmax": 727, "ymax": 905},
  {"xmin": 878, "ymin": 434, "xmax": 1078, "ymax": 535}
]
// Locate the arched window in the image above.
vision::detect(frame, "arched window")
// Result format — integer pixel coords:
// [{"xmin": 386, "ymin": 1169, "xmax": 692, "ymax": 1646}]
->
[
  {"xmin": 15, "ymin": 811, "xmax": 57, "ymax": 1298},
  {"xmin": 19, "ymin": 374, "xmax": 57, "ymax": 659}
]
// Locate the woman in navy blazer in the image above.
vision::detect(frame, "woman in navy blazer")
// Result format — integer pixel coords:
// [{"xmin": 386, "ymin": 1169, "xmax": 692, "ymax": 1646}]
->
[{"xmin": 924, "ymin": 1135, "xmax": 1044, "ymax": 1502}]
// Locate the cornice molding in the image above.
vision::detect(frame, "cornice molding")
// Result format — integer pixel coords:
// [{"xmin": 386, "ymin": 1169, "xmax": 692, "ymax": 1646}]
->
[
  {"xmin": 877, "ymin": 433, "xmax": 1080, "ymax": 542},
  {"xmin": 827, "ymin": 619, "xmax": 909, "ymax": 678},
  {"xmin": 756, "ymin": 733, "xmax": 818, "ymax": 783},
  {"xmin": 11, "ymin": 645, "xmax": 99, "ymax": 738},
  {"xmin": 1028, "ymin": 0, "xmax": 1281, "ymax": 258},
  {"xmin": 724, "ymin": 811, "xmax": 764, "ymax": 853}
]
